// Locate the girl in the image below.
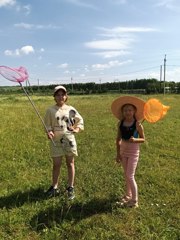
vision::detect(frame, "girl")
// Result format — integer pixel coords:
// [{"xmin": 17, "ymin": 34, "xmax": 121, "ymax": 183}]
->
[{"xmin": 111, "ymin": 96, "xmax": 145, "ymax": 207}]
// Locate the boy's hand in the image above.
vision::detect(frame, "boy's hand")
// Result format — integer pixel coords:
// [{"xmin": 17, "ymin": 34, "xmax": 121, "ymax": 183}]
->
[
  {"xmin": 69, "ymin": 127, "xmax": 80, "ymax": 133},
  {"xmin": 47, "ymin": 131, "xmax": 54, "ymax": 139}
]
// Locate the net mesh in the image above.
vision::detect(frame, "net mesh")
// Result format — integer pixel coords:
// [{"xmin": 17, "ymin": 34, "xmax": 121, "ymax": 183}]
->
[
  {"xmin": 0, "ymin": 66, "xmax": 28, "ymax": 83},
  {"xmin": 144, "ymin": 98, "xmax": 169, "ymax": 123}
]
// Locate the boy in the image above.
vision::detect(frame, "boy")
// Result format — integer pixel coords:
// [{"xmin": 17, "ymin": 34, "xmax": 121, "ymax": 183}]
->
[{"xmin": 44, "ymin": 85, "xmax": 84, "ymax": 199}]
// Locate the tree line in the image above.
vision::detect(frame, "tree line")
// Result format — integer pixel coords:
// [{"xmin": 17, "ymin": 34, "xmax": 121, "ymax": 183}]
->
[{"xmin": 0, "ymin": 78, "xmax": 180, "ymax": 95}]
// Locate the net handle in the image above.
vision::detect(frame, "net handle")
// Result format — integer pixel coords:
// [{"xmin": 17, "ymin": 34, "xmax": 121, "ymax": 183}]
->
[{"xmin": 19, "ymin": 82, "xmax": 56, "ymax": 146}]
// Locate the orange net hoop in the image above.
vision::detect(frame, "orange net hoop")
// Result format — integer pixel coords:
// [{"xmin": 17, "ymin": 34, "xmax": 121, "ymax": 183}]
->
[
  {"xmin": 162, "ymin": 104, "xmax": 170, "ymax": 118},
  {"xmin": 143, "ymin": 98, "xmax": 169, "ymax": 123}
]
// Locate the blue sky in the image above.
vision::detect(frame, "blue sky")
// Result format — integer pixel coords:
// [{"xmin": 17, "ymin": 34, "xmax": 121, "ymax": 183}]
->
[{"xmin": 0, "ymin": 0, "xmax": 180, "ymax": 86}]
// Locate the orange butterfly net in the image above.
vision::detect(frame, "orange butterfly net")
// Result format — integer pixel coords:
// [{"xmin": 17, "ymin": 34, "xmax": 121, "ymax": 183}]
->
[{"xmin": 143, "ymin": 98, "xmax": 170, "ymax": 123}]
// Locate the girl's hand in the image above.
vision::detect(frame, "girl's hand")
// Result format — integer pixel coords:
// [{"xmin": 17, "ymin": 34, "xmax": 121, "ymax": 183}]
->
[
  {"xmin": 116, "ymin": 154, "xmax": 122, "ymax": 163},
  {"xmin": 129, "ymin": 136, "xmax": 136, "ymax": 142},
  {"xmin": 47, "ymin": 131, "xmax": 54, "ymax": 139}
]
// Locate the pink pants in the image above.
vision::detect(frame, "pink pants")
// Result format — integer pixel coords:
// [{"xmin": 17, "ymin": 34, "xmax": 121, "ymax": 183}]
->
[{"xmin": 120, "ymin": 140, "xmax": 140, "ymax": 201}]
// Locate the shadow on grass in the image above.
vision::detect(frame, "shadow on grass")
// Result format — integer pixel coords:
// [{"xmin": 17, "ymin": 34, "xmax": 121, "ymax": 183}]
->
[
  {"xmin": 0, "ymin": 187, "xmax": 46, "ymax": 209},
  {"xmin": 30, "ymin": 195, "xmax": 115, "ymax": 231}
]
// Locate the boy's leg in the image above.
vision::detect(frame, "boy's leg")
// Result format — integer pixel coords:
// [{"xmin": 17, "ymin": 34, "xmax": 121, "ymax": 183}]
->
[
  {"xmin": 65, "ymin": 155, "xmax": 75, "ymax": 199},
  {"xmin": 46, "ymin": 156, "xmax": 62, "ymax": 197},
  {"xmin": 65, "ymin": 155, "xmax": 75, "ymax": 187},
  {"xmin": 52, "ymin": 156, "xmax": 63, "ymax": 188}
]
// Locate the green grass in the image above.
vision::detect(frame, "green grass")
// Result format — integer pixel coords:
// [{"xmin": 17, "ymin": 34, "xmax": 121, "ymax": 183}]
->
[{"xmin": 0, "ymin": 93, "xmax": 179, "ymax": 240}]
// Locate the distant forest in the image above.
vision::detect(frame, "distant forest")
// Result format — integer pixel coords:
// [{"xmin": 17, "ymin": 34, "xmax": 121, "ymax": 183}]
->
[{"xmin": 0, "ymin": 78, "xmax": 180, "ymax": 94}]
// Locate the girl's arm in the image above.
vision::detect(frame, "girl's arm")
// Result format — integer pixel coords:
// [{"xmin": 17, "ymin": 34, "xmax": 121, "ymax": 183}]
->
[
  {"xmin": 129, "ymin": 121, "xmax": 145, "ymax": 143},
  {"xmin": 116, "ymin": 122, "xmax": 122, "ymax": 162}
]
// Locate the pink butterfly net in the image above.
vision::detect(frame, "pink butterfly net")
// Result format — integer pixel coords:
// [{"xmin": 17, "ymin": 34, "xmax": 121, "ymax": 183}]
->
[
  {"xmin": 0, "ymin": 66, "xmax": 29, "ymax": 83},
  {"xmin": 0, "ymin": 65, "xmax": 55, "ymax": 146}
]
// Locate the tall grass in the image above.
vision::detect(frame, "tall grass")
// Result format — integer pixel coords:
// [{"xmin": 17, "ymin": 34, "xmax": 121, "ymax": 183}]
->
[{"xmin": 0, "ymin": 93, "xmax": 179, "ymax": 240}]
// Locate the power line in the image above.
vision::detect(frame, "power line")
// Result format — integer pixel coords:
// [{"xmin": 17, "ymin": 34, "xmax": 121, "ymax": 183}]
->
[{"xmin": 120, "ymin": 66, "xmax": 159, "ymax": 75}]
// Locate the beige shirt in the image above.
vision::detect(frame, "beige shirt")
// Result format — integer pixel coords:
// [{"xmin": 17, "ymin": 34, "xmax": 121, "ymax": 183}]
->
[{"xmin": 44, "ymin": 104, "xmax": 84, "ymax": 138}]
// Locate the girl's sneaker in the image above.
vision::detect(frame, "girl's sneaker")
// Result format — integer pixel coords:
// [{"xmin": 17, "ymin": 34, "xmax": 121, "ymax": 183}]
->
[
  {"xmin": 116, "ymin": 195, "xmax": 131, "ymax": 205},
  {"xmin": 120, "ymin": 195, "xmax": 131, "ymax": 203},
  {"xmin": 125, "ymin": 200, "xmax": 138, "ymax": 208}
]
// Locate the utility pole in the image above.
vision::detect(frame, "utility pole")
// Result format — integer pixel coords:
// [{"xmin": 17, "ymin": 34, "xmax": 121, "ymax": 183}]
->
[
  {"xmin": 115, "ymin": 78, "xmax": 120, "ymax": 92},
  {"xmin": 118, "ymin": 80, "xmax": 120, "ymax": 92},
  {"xmin": 99, "ymin": 78, "xmax": 101, "ymax": 91},
  {"xmin": 160, "ymin": 65, "xmax": 162, "ymax": 92},
  {"xmin": 71, "ymin": 77, "xmax": 73, "ymax": 93},
  {"xmin": 37, "ymin": 79, "xmax": 40, "ymax": 92},
  {"xmin": 163, "ymin": 54, "xmax": 166, "ymax": 95}
]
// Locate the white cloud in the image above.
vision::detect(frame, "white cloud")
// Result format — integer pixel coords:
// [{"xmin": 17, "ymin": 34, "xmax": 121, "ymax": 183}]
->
[
  {"xmin": 98, "ymin": 26, "xmax": 157, "ymax": 38},
  {"xmin": 65, "ymin": 0, "xmax": 97, "ymax": 9},
  {"xmin": 40, "ymin": 48, "xmax": 45, "ymax": 52},
  {"xmin": 85, "ymin": 38, "xmax": 133, "ymax": 50},
  {"xmin": 155, "ymin": 0, "xmax": 174, "ymax": 7},
  {"xmin": 80, "ymin": 74, "xmax": 85, "ymax": 77},
  {"xmin": 4, "ymin": 45, "xmax": 35, "ymax": 56},
  {"xmin": 84, "ymin": 67, "xmax": 89, "ymax": 72},
  {"xmin": 0, "ymin": 1, "xmax": 31, "ymax": 15},
  {"xmin": 64, "ymin": 70, "xmax": 70, "ymax": 74},
  {"xmin": 85, "ymin": 26, "xmax": 157, "ymax": 58},
  {"xmin": 23, "ymin": 4, "xmax": 31, "ymax": 15},
  {"xmin": 15, "ymin": 4, "xmax": 31, "ymax": 15},
  {"xmin": 109, "ymin": 0, "xmax": 127, "ymax": 4},
  {"xmin": 14, "ymin": 22, "xmax": 33, "ymax": 29},
  {"xmin": 20, "ymin": 46, "xmax": 34, "ymax": 54},
  {"xmin": 14, "ymin": 22, "xmax": 61, "ymax": 30},
  {"xmin": 154, "ymin": 0, "xmax": 180, "ymax": 11},
  {"xmin": 0, "ymin": 0, "xmax": 16, "ymax": 7},
  {"xmin": 93, "ymin": 50, "xmax": 130, "ymax": 58},
  {"xmin": 4, "ymin": 50, "xmax": 13, "ymax": 56},
  {"xmin": 58, "ymin": 63, "xmax": 69, "ymax": 68},
  {"xmin": 92, "ymin": 60, "xmax": 132, "ymax": 71}
]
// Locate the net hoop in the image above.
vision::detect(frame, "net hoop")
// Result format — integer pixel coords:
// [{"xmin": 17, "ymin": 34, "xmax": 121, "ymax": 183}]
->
[
  {"xmin": 0, "ymin": 65, "xmax": 28, "ymax": 83},
  {"xmin": 144, "ymin": 98, "xmax": 169, "ymax": 123}
]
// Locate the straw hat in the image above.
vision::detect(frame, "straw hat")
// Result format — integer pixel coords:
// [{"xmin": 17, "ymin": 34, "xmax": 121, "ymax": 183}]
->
[
  {"xmin": 111, "ymin": 96, "xmax": 145, "ymax": 120},
  {"xmin": 53, "ymin": 85, "xmax": 67, "ymax": 96}
]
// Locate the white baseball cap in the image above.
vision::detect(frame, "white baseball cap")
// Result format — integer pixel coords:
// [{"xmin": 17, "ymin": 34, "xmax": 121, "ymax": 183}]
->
[{"xmin": 53, "ymin": 85, "xmax": 67, "ymax": 96}]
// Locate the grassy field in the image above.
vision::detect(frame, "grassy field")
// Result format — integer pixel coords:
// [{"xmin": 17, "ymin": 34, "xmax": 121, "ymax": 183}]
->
[{"xmin": 0, "ymin": 93, "xmax": 179, "ymax": 240}]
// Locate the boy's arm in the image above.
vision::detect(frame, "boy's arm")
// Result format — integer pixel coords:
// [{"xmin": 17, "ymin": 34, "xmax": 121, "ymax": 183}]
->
[
  {"xmin": 44, "ymin": 108, "xmax": 54, "ymax": 138},
  {"xmin": 72, "ymin": 107, "xmax": 84, "ymax": 132}
]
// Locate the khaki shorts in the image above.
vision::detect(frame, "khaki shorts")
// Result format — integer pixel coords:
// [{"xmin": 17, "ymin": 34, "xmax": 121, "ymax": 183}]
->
[{"xmin": 50, "ymin": 134, "xmax": 78, "ymax": 157}]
